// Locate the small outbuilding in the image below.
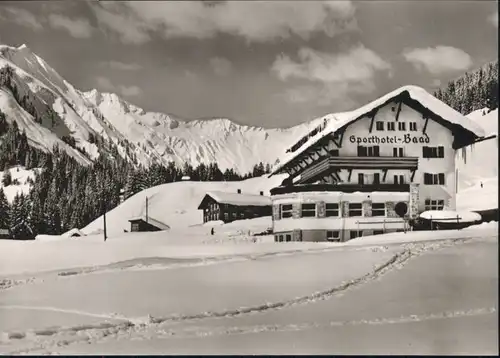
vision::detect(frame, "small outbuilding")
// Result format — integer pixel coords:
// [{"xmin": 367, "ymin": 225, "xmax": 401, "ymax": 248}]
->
[
  {"xmin": 62, "ymin": 228, "xmax": 85, "ymax": 238},
  {"xmin": 128, "ymin": 215, "xmax": 170, "ymax": 232},
  {"xmin": 0, "ymin": 228, "xmax": 11, "ymax": 240},
  {"xmin": 198, "ymin": 189, "xmax": 272, "ymax": 223}
]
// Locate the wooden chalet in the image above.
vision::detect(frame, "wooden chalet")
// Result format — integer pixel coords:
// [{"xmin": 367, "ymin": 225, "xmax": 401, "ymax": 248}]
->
[
  {"xmin": 198, "ymin": 190, "xmax": 272, "ymax": 223},
  {"xmin": 128, "ymin": 215, "xmax": 170, "ymax": 232}
]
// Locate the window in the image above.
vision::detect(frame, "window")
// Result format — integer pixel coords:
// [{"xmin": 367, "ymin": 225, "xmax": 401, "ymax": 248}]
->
[
  {"xmin": 278, "ymin": 235, "xmax": 284, "ymax": 242},
  {"xmin": 350, "ymin": 230, "xmax": 362, "ymax": 239},
  {"xmin": 301, "ymin": 203, "xmax": 316, "ymax": 217},
  {"xmin": 388, "ymin": 122, "xmax": 395, "ymax": 131},
  {"xmin": 357, "ymin": 146, "xmax": 380, "ymax": 157},
  {"xmin": 424, "ymin": 173, "xmax": 445, "ymax": 185},
  {"xmin": 375, "ymin": 121, "xmax": 384, "ymax": 131},
  {"xmin": 281, "ymin": 204, "xmax": 293, "ymax": 218},
  {"xmin": 131, "ymin": 223, "xmax": 139, "ymax": 231},
  {"xmin": 398, "ymin": 122, "xmax": 406, "ymax": 131},
  {"xmin": 373, "ymin": 173, "xmax": 380, "ymax": 185},
  {"xmin": 423, "ymin": 146, "xmax": 444, "ymax": 158},
  {"xmin": 285, "ymin": 234, "xmax": 292, "ymax": 242},
  {"xmin": 372, "ymin": 203, "xmax": 385, "ymax": 217},
  {"xmin": 409, "ymin": 122, "xmax": 417, "ymax": 131},
  {"xmin": 325, "ymin": 203, "xmax": 340, "ymax": 217},
  {"xmin": 373, "ymin": 230, "xmax": 384, "ymax": 235},
  {"xmin": 329, "ymin": 149, "xmax": 339, "ymax": 156},
  {"xmin": 358, "ymin": 173, "xmax": 365, "ymax": 185},
  {"xmin": 349, "ymin": 203, "xmax": 362, "ymax": 217},
  {"xmin": 326, "ymin": 231, "xmax": 341, "ymax": 242},
  {"xmin": 224, "ymin": 213, "xmax": 229, "ymax": 221},
  {"xmin": 393, "ymin": 147, "xmax": 404, "ymax": 157},
  {"xmin": 425, "ymin": 199, "xmax": 445, "ymax": 211},
  {"xmin": 394, "ymin": 175, "xmax": 405, "ymax": 185}
]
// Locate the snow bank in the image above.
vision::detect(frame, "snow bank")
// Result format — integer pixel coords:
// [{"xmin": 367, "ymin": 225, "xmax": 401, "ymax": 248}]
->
[
  {"xmin": 456, "ymin": 108, "xmax": 498, "ymax": 191},
  {"xmin": 0, "ymin": 220, "xmax": 496, "ymax": 277},
  {"xmin": 81, "ymin": 175, "xmax": 286, "ymax": 236},
  {"xmin": 456, "ymin": 177, "xmax": 498, "ymax": 212},
  {"xmin": 420, "ymin": 210, "xmax": 482, "ymax": 223}
]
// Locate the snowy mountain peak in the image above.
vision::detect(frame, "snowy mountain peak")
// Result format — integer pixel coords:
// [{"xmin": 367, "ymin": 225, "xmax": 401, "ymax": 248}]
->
[{"xmin": 0, "ymin": 43, "xmax": 316, "ymax": 173}]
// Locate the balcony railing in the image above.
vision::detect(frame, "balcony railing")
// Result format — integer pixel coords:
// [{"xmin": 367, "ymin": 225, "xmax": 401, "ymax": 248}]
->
[
  {"xmin": 270, "ymin": 183, "xmax": 411, "ymax": 196},
  {"xmin": 299, "ymin": 156, "xmax": 418, "ymax": 184}
]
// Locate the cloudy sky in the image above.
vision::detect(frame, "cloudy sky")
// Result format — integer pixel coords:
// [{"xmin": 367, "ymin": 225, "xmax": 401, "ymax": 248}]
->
[{"xmin": 0, "ymin": 1, "xmax": 497, "ymax": 128}]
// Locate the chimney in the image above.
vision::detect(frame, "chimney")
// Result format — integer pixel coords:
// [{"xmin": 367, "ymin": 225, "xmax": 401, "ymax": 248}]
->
[
  {"xmin": 237, "ymin": 189, "xmax": 241, "ymax": 194},
  {"xmin": 259, "ymin": 191, "xmax": 264, "ymax": 196}
]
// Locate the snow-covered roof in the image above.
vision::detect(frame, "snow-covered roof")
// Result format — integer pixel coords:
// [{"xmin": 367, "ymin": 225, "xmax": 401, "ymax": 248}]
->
[
  {"xmin": 272, "ymin": 85, "xmax": 486, "ymax": 175},
  {"xmin": 198, "ymin": 190, "xmax": 271, "ymax": 209},
  {"xmin": 61, "ymin": 228, "xmax": 85, "ymax": 238},
  {"xmin": 128, "ymin": 215, "xmax": 170, "ymax": 231}
]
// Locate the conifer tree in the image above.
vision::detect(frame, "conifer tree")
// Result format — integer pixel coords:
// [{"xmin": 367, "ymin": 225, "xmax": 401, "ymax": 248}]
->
[
  {"xmin": 0, "ymin": 188, "xmax": 9, "ymax": 229},
  {"xmin": 2, "ymin": 167, "xmax": 12, "ymax": 186}
]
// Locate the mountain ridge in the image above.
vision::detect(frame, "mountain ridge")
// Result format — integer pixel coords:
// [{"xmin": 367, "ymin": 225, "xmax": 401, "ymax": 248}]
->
[{"xmin": 0, "ymin": 43, "xmax": 323, "ymax": 173}]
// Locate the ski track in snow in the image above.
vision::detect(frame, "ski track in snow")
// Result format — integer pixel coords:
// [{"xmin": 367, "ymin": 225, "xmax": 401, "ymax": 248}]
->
[{"xmin": 0, "ymin": 236, "xmax": 490, "ymax": 354}]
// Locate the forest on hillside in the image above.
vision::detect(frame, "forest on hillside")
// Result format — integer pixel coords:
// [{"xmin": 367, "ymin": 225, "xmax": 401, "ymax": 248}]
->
[
  {"xmin": 0, "ymin": 109, "xmax": 271, "ymax": 238},
  {"xmin": 434, "ymin": 61, "xmax": 498, "ymax": 114}
]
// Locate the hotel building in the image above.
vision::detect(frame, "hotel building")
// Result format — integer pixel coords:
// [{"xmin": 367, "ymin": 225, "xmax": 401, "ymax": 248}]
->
[{"xmin": 269, "ymin": 86, "xmax": 486, "ymax": 242}]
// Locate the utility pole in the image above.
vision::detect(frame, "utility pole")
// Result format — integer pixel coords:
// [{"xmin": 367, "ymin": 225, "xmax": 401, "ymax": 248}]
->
[{"xmin": 103, "ymin": 201, "xmax": 107, "ymax": 242}]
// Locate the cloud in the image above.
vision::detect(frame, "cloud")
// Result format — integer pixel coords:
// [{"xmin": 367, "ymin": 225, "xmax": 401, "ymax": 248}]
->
[
  {"xmin": 91, "ymin": 3, "xmax": 152, "ymax": 44},
  {"xmin": 101, "ymin": 61, "xmax": 143, "ymax": 71},
  {"xmin": 95, "ymin": 77, "xmax": 143, "ymax": 97},
  {"xmin": 272, "ymin": 45, "xmax": 391, "ymax": 83},
  {"xmin": 488, "ymin": 12, "xmax": 498, "ymax": 27},
  {"xmin": 119, "ymin": 85, "xmax": 142, "ymax": 97},
  {"xmin": 48, "ymin": 14, "xmax": 93, "ymax": 38},
  {"xmin": 96, "ymin": 76, "xmax": 114, "ymax": 90},
  {"xmin": 402, "ymin": 46, "xmax": 473, "ymax": 74},
  {"xmin": 271, "ymin": 45, "xmax": 390, "ymax": 106},
  {"xmin": 209, "ymin": 57, "xmax": 232, "ymax": 76},
  {"xmin": 0, "ymin": 7, "xmax": 43, "ymax": 30},
  {"xmin": 90, "ymin": 1, "xmax": 357, "ymax": 43}
]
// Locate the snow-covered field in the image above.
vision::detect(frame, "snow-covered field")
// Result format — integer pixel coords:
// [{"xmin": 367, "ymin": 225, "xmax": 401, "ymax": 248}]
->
[
  {"xmin": 0, "ymin": 166, "xmax": 37, "ymax": 203},
  {"xmin": 456, "ymin": 108, "xmax": 498, "ymax": 191},
  {"xmin": 0, "ymin": 221, "xmax": 497, "ymax": 354}
]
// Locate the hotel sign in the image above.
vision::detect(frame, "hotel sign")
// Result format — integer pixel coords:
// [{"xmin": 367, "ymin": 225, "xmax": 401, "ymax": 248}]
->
[{"xmin": 349, "ymin": 134, "xmax": 430, "ymax": 145}]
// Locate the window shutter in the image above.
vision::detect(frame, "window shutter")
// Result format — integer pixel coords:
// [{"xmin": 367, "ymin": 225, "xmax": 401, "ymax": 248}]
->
[
  {"xmin": 374, "ymin": 146, "xmax": 380, "ymax": 157},
  {"xmin": 292, "ymin": 203, "xmax": 301, "ymax": 218},
  {"xmin": 341, "ymin": 201, "xmax": 349, "ymax": 217},
  {"xmin": 438, "ymin": 146, "xmax": 444, "ymax": 158},
  {"xmin": 423, "ymin": 173, "xmax": 429, "ymax": 185},
  {"xmin": 422, "ymin": 146, "xmax": 428, "ymax": 158},
  {"xmin": 317, "ymin": 201, "xmax": 326, "ymax": 218},
  {"xmin": 386, "ymin": 201, "xmax": 397, "ymax": 218},
  {"xmin": 273, "ymin": 204, "xmax": 281, "ymax": 221},
  {"xmin": 362, "ymin": 200, "xmax": 372, "ymax": 217},
  {"xmin": 438, "ymin": 173, "xmax": 445, "ymax": 185}
]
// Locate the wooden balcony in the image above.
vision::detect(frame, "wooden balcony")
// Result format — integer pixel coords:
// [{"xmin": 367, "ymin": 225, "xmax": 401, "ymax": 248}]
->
[
  {"xmin": 299, "ymin": 156, "xmax": 418, "ymax": 184},
  {"xmin": 270, "ymin": 183, "xmax": 411, "ymax": 196}
]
